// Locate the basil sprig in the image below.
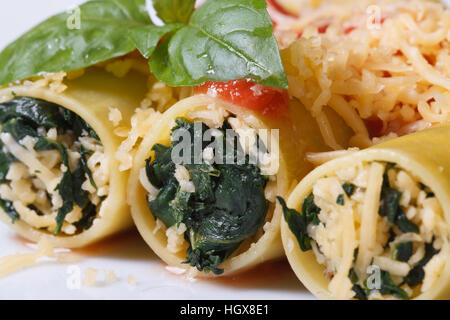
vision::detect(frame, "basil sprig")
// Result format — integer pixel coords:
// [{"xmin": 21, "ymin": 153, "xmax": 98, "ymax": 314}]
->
[{"xmin": 0, "ymin": 0, "xmax": 288, "ymax": 89}]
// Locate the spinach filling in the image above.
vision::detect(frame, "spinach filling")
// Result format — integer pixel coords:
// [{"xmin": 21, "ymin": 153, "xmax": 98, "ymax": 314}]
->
[
  {"xmin": 0, "ymin": 97, "xmax": 100, "ymax": 233},
  {"xmin": 379, "ymin": 169, "xmax": 419, "ymax": 233},
  {"xmin": 145, "ymin": 117, "xmax": 269, "ymax": 275},
  {"xmin": 279, "ymin": 166, "xmax": 442, "ymax": 300}
]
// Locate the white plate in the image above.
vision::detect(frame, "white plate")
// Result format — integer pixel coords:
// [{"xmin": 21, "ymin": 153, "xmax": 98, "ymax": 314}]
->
[
  {"xmin": 0, "ymin": 223, "xmax": 312, "ymax": 300},
  {"xmin": 0, "ymin": 0, "xmax": 312, "ymax": 300}
]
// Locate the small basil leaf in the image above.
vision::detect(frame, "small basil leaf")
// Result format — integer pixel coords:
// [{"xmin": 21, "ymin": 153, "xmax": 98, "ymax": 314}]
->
[
  {"xmin": 149, "ymin": 0, "xmax": 288, "ymax": 88},
  {"xmin": 153, "ymin": 0, "xmax": 196, "ymax": 24},
  {"xmin": 0, "ymin": 0, "xmax": 151, "ymax": 86}
]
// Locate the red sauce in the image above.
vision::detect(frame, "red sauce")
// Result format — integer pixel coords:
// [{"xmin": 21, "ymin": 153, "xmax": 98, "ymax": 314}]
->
[
  {"xmin": 344, "ymin": 26, "xmax": 356, "ymax": 34},
  {"xmin": 318, "ymin": 24, "xmax": 329, "ymax": 34},
  {"xmin": 364, "ymin": 116, "xmax": 385, "ymax": 138},
  {"xmin": 266, "ymin": 0, "xmax": 298, "ymax": 18},
  {"xmin": 195, "ymin": 79, "xmax": 290, "ymax": 117}
]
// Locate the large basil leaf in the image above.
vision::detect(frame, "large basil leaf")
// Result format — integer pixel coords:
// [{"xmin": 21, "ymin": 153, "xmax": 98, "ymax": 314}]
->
[
  {"xmin": 149, "ymin": 0, "xmax": 288, "ymax": 88},
  {"xmin": 0, "ymin": 0, "xmax": 151, "ymax": 86},
  {"xmin": 153, "ymin": 0, "xmax": 196, "ymax": 24}
]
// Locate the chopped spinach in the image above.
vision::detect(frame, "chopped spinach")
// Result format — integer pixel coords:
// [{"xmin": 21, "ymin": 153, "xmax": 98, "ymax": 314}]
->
[
  {"xmin": 379, "ymin": 270, "xmax": 409, "ymax": 299},
  {"xmin": 0, "ymin": 97, "xmax": 100, "ymax": 233},
  {"xmin": 0, "ymin": 198, "xmax": 19, "ymax": 222},
  {"xmin": 395, "ymin": 209, "xmax": 419, "ymax": 233},
  {"xmin": 278, "ymin": 196, "xmax": 312, "ymax": 252},
  {"xmin": 342, "ymin": 182, "xmax": 355, "ymax": 197},
  {"xmin": 278, "ymin": 192, "xmax": 321, "ymax": 252},
  {"xmin": 349, "ymin": 268, "xmax": 359, "ymax": 284},
  {"xmin": 28, "ymin": 204, "xmax": 44, "ymax": 217},
  {"xmin": 352, "ymin": 284, "xmax": 368, "ymax": 300},
  {"xmin": 379, "ymin": 171, "xmax": 419, "ymax": 233},
  {"xmin": 0, "ymin": 97, "xmax": 68, "ymax": 129},
  {"xmin": 391, "ymin": 242, "xmax": 413, "ymax": 262},
  {"xmin": 63, "ymin": 109, "xmax": 99, "ymax": 140},
  {"xmin": 336, "ymin": 194, "xmax": 345, "ymax": 206},
  {"xmin": 146, "ymin": 118, "xmax": 269, "ymax": 274},
  {"xmin": 403, "ymin": 240, "xmax": 440, "ymax": 287},
  {"xmin": 384, "ymin": 228, "xmax": 397, "ymax": 249},
  {"xmin": 73, "ymin": 202, "xmax": 97, "ymax": 231},
  {"xmin": 419, "ymin": 182, "xmax": 435, "ymax": 198},
  {"xmin": 361, "ymin": 269, "xmax": 409, "ymax": 299},
  {"xmin": 301, "ymin": 193, "xmax": 320, "ymax": 226},
  {"xmin": 0, "ymin": 140, "xmax": 16, "ymax": 183},
  {"xmin": 379, "ymin": 184, "xmax": 402, "ymax": 224}
]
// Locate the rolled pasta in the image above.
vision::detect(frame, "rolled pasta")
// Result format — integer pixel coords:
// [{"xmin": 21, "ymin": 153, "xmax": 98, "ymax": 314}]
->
[
  {"xmin": 128, "ymin": 93, "xmax": 335, "ymax": 277},
  {"xmin": 0, "ymin": 63, "xmax": 150, "ymax": 248},
  {"xmin": 280, "ymin": 124, "xmax": 450, "ymax": 299}
]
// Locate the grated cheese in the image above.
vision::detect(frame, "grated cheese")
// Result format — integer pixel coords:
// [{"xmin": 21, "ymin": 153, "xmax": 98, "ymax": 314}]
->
[{"xmin": 0, "ymin": 238, "xmax": 54, "ymax": 278}]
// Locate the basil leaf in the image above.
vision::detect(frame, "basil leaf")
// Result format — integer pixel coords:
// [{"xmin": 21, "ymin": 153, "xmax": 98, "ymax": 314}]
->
[
  {"xmin": 149, "ymin": 0, "xmax": 288, "ymax": 88},
  {"xmin": 0, "ymin": 0, "xmax": 151, "ymax": 86},
  {"xmin": 129, "ymin": 24, "xmax": 183, "ymax": 58},
  {"xmin": 153, "ymin": 0, "xmax": 196, "ymax": 24}
]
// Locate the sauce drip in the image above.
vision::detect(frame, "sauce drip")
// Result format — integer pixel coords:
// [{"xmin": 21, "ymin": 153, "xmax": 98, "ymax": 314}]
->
[{"xmin": 195, "ymin": 79, "xmax": 289, "ymax": 117}]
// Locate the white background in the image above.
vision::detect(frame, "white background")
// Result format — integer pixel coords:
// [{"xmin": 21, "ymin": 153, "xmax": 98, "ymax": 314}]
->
[
  {"xmin": 0, "ymin": 0, "xmax": 449, "ymax": 300},
  {"xmin": 0, "ymin": 0, "xmax": 311, "ymax": 300}
]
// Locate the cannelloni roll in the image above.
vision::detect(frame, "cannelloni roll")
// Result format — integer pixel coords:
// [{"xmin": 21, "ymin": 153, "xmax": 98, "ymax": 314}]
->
[
  {"xmin": 128, "ymin": 93, "xmax": 330, "ymax": 277},
  {"xmin": 280, "ymin": 124, "xmax": 450, "ymax": 299},
  {"xmin": 0, "ymin": 63, "xmax": 150, "ymax": 248}
]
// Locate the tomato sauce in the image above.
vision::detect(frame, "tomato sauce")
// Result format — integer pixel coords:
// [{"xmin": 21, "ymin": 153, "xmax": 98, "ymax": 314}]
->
[
  {"xmin": 195, "ymin": 79, "xmax": 290, "ymax": 117},
  {"xmin": 266, "ymin": 0, "xmax": 298, "ymax": 18}
]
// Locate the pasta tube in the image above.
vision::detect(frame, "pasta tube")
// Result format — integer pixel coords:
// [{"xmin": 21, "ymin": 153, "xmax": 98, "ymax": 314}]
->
[
  {"xmin": 280, "ymin": 124, "xmax": 450, "ymax": 299},
  {"xmin": 0, "ymin": 64, "xmax": 149, "ymax": 248},
  {"xmin": 128, "ymin": 94, "xmax": 333, "ymax": 277}
]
